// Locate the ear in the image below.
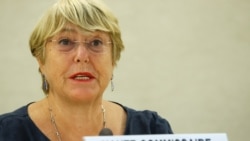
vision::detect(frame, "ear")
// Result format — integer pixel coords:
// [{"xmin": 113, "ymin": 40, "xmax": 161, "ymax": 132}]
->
[{"xmin": 36, "ymin": 58, "xmax": 45, "ymax": 74}]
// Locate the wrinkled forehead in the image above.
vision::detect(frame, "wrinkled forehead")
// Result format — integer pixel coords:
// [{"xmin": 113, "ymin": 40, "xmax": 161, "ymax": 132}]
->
[{"xmin": 53, "ymin": 24, "xmax": 111, "ymax": 40}]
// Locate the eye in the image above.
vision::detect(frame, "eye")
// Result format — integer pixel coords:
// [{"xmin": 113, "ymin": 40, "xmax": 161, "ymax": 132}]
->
[
  {"xmin": 58, "ymin": 38, "xmax": 74, "ymax": 46},
  {"xmin": 89, "ymin": 39, "xmax": 103, "ymax": 47}
]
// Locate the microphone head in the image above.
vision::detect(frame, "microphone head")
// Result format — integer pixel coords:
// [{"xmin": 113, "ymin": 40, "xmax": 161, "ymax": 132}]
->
[{"xmin": 99, "ymin": 128, "xmax": 113, "ymax": 136}]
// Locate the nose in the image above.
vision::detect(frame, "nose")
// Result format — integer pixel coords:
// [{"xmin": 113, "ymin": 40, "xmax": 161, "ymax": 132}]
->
[{"xmin": 74, "ymin": 43, "xmax": 89, "ymax": 63}]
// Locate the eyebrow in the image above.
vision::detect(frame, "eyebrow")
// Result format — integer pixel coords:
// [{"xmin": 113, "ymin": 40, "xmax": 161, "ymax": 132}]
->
[{"xmin": 56, "ymin": 26, "xmax": 109, "ymax": 40}]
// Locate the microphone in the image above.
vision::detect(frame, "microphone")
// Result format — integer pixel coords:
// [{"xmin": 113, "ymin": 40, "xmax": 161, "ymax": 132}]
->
[{"xmin": 99, "ymin": 128, "xmax": 113, "ymax": 136}]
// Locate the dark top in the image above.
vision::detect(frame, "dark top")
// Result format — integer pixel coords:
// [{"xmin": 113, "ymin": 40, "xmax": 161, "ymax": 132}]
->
[{"xmin": 0, "ymin": 103, "xmax": 173, "ymax": 141}]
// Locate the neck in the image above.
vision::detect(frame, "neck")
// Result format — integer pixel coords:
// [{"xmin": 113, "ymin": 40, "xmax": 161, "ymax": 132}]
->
[
  {"xmin": 46, "ymin": 94, "xmax": 106, "ymax": 140},
  {"xmin": 47, "ymin": 93, "xmax": 102, "ymax": 115}
]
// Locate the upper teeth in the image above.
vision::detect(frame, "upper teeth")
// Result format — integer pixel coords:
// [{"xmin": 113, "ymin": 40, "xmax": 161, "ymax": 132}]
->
[{"xmin": 75, "ymin": 76, "xmax": 90, "ymax": 80}]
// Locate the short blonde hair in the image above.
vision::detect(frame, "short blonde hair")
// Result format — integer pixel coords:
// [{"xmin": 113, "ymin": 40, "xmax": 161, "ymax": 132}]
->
[{"xmin": 29, "ymin": 0, "xmax": 124, "ymax": 66}]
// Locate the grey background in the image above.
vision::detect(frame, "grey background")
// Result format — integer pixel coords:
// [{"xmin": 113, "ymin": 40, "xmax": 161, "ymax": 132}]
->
[{"xmin": 0, "ymin": 0, "xmax": 249, "ymax": 141}]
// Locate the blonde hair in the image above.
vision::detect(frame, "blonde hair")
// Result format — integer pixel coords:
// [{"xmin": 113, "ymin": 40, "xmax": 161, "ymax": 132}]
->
[{"xmin": 29, "ymin": 0, "xmax": 124, "ymax": 66}]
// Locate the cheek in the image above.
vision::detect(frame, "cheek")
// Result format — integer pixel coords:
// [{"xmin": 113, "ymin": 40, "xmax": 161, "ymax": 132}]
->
[
  {"xmin": 42, "ymin": 52, "xmax": 69, "ymax": 79},
  {"xmin": 92, "ymin": 54, "xmax": 114, "ymax": 78}
]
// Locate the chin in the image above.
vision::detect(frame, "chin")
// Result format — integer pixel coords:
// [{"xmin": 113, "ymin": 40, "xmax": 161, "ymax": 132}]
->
[{"xmin": 69, "ymin": 89, "xmax": 100, "ymax": 102}]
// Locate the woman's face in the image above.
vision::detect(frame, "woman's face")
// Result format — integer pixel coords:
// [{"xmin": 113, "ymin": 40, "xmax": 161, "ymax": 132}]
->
[{"xmin": 38, "ymin": 24, "xmax": 114, "ymax": 103}]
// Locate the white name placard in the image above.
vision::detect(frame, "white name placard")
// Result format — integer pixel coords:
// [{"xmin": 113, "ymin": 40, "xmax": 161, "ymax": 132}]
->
[{"xmin": 83, "ymin": 133, "xmax": 228, "ymax": 141}]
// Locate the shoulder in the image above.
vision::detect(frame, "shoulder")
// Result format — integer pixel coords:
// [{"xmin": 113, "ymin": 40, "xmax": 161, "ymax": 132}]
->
[
  {"xmin": 0, "ymin": 104, "xmax": 47, "ymax": 140},
  {"xmin": 114, "ymin": 102, "xmax": 173, "ymax": 134},
  {"xmin": 0, "ymin": 105, "xmax": 29, "ymax": 124},
  {"xmin": 0, "ymin": 105, "xmax": 29, "ymax": 140}
]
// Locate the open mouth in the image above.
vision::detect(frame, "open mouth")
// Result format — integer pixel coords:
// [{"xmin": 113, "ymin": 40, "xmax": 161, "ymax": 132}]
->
[
  {"xmin": 74, "ymin": 75, "xmax": 91, "ymax": 80},
  {"xmin": 70, "ymin": 72, "xmax": 95, "ymax": 80}
]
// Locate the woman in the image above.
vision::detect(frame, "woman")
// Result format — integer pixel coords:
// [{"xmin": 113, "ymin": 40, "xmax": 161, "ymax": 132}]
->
[{"xmin": 0, "ymin": 0, "xmax": 173, "ymax": 140}]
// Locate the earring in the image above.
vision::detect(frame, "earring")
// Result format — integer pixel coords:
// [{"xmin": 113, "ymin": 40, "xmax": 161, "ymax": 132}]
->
[
  {"xmin": 42, "ymin": 75, "xmax": 49, "ymax": 93},
  {"xmin": 111, "ymin": 74, "xmax": 114, "ymax": 92}
]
